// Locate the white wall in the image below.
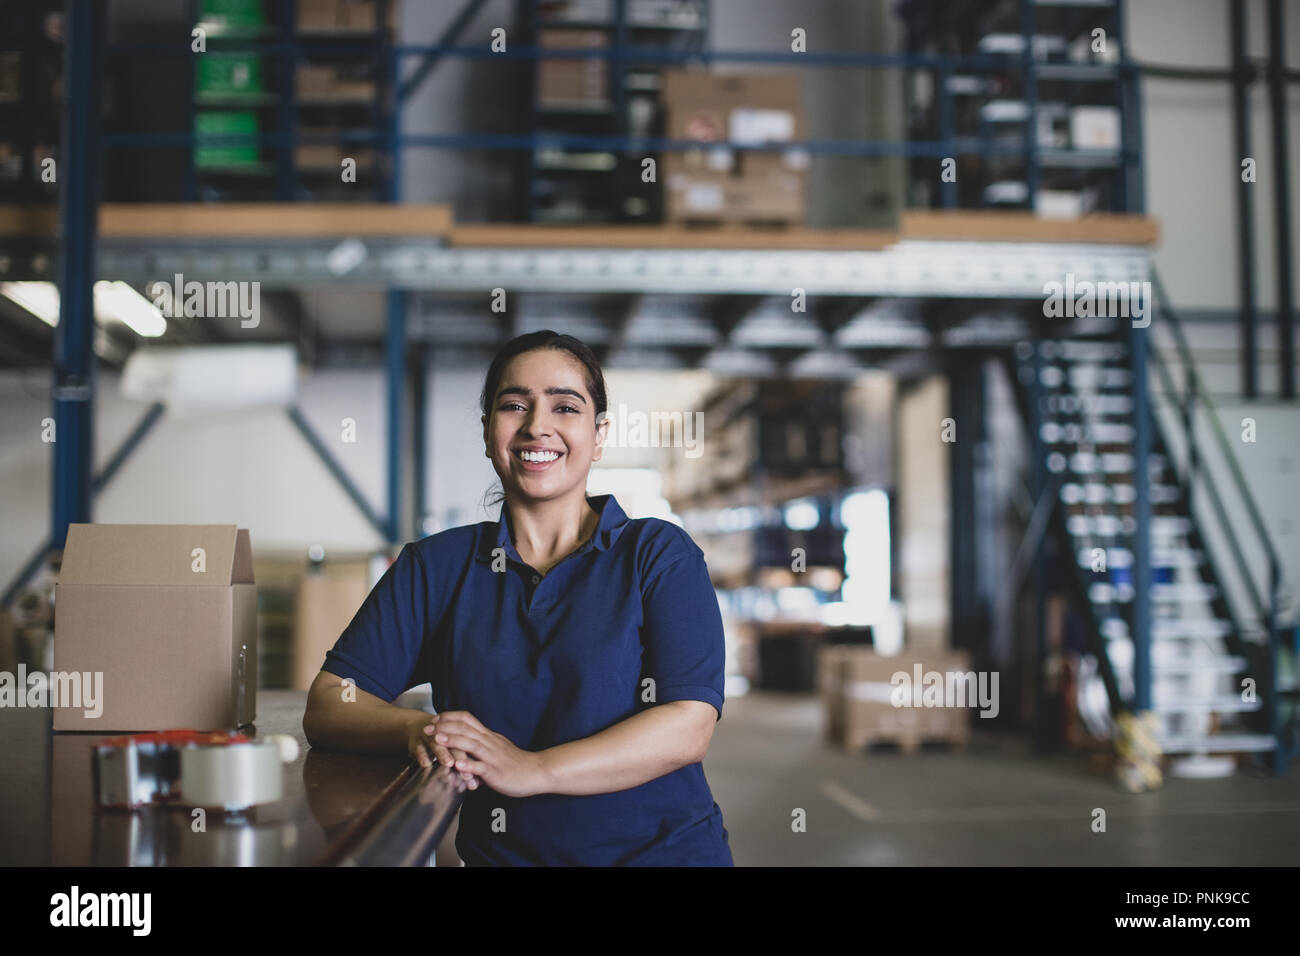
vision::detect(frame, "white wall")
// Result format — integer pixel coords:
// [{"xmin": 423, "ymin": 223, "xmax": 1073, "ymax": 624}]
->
[{"xmin": 1130, "ymin": 0, "xmax": 1300, "ymax": 313}]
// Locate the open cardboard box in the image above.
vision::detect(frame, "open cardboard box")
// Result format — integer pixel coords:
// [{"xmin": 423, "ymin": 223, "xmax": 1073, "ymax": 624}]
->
[{"xmin": 53, "ymin": 524, "xmax": 257, "ymax": 732}]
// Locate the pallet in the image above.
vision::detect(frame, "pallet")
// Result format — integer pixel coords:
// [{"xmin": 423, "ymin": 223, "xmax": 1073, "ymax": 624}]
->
[{"xmin": 839, "ymin": 728, "xmax": 971, "ymax": 755}]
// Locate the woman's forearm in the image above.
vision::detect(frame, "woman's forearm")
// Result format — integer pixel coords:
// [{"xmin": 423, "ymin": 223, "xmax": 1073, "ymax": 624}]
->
[
  {"xmin": 304, "ymin": 684, "xmax": 426, "ymax": 757},
  {"xmin": 535, "ymin": 702, "xmax": 708, "ymax": 796}
]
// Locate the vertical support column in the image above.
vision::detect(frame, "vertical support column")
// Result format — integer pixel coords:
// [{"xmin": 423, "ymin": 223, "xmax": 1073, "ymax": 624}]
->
[
  {"xmin": 1019, "ymin": 0, "xmax": 1040, "ymax": 210},
  {"xmin": 1114, "ymin": 0, "xmax": 1144, "ymax": 213},
  {"xmin": 937, "ymin": 60, "xmax": 955, "ymax": 208},
  {"xmin": 184, "ymin": 0, "xmax": 198, "ymax": 200},
  {"xmin": 52, "ymin": 0, "xmax": 105, "ymax": 551},
  {"xmin": 1129, "ymin": 305, "xmax": 1151, "ymax": 715},
  {"xmin": 949, "ymin": 357, "xmax": 985, "ymax": 656},
  {"xmin": 386, "ymin": 289, "xmax": 407, "ymax": 545},
  {"xmin": 1267, "ymin": 0, "xmax": 1294, "ymax": 399},
  {"xmin": 1231, "ymin": 0, "xmax": 1258, "ymax": 398},
  {"xmin": 1028, "ymin": 332, "xmax": 1050, "ymax": 751},
  {"xmin": 276, "ymin": 0, "xmax": 296, "ymax": 201},
  {"xmin": 385, "ymin": 14, "xmax": 405, "ymax": 546},
  {"xmin": 413, "ymin": 343, "xmax": 429, "ymax": 539},
  {"xmin": 612, "ymin": 0, "xmax": 628, "ymax": 220}
]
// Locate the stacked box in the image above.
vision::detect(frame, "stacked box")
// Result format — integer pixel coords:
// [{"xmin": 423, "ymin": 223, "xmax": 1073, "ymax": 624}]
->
[
  {"xmin": 298, "ymin": 0, "xmax": 395, "ymax": 32},
  {"xmin": 662, "ymin": 71, "xmax": 806, "ymax": 224},
  {"xmin": 538, "ymin": 29, "xmax": 609, "ymax": 107},
  {"xmin": 819, "ymin": 646, "xmax": 974, "ymax": 752},
  {"xmin": 195, "ymin": 110, "xmax": 260, "ymax": 167}
]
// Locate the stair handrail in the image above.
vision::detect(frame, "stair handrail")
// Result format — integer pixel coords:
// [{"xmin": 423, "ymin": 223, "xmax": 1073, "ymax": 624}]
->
[
  {"xmin": 1147, "ymin": 269, "xmax": 1285, "ymax": 635},
  {"xmin": 1147, "ymin": 269, "xmax": 1289, "ymax": 773}
]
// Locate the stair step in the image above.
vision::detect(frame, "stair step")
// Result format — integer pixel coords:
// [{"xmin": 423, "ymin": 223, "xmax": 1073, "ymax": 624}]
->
[
  {"xmin": 1152, "ymin": 618, "xmax": 1234, "ymax": 639},
  {"xmin": 1039, "ymin": 366, "xmax": 1133, "ymax": 389},
  {"xmin": 1068, "ymin": 514, "xmax": 1135, "ymax": 537},
  {"xmin": 1046, "ymin": 340, "xmax": 1126, "ymax": 363},
  {"xmin": 1152, "ymin": 582, "xmax": 1219, "ymax": 602},
  {"xmin": 1046, "ymin": 394, "xmax": 1133, "ymax": 416},
  {"xmin": 1081, "ymin": 547, "xmax": 1206, "ymax": 571},
  {"xmin": 1152, "ymin": 547, "xmax": 1207, "ymax": 568},
  {"xmin": 1152, "ymin": 696, "xmax": 1261, "ymax": 713},
  {"xmin": 1042, "ymin": 422, "xmax": 1135, "ymax": 444},
  {"xmin": 1152, "ymin": 516, "xmax": 1193, "ymax": 535},
  {"xmin": 1087, "ymin": 582, "xmax": 1219, "ymax": 604},
  {"xmin": 1154, "ymin": 655, "xmax": 1247, "ymax": 674},
  {"xmin": 1157, "ymin": 732, "xmax": 1276, "ymax": 754}
]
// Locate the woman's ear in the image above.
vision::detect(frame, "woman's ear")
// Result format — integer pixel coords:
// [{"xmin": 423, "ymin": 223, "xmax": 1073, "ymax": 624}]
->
[{"xmin": 593, "ymin": 413, "xmax": 610, "ymax": 462}]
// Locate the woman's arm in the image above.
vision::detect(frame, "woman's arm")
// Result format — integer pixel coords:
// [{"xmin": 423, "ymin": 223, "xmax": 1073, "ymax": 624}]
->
[
  {"xmin": 304, "ymin": 671, "xmax": 428, "ymax": 755},
  {"xmin": 430, "ymin": 700, "xmax": 718, "ymax": 797}
]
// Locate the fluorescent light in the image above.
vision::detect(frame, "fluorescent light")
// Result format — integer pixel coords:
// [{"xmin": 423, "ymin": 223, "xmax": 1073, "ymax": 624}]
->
[
  {"xmin": 1, "ymin": 280, "xmax": 169, "ymax": 338},
  {"xmin": 93, "ymin": 281, "xmax": 167, "ymax": 337},
  {"xmin": 0, "ymin": 281, "xmax": 60, "ymax": 326}
]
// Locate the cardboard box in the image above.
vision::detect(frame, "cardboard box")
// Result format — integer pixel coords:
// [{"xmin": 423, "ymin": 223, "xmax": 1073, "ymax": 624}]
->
[
  {"xmin": 538, "ymin": 29, "xmax": 609, "ymax": 106},
  {"xmin": 664, "ymin": 160, "xmax": 805, "ymax": 223},
  {"xmin": 297, "ymin": 0, "xmax": 340, "ymax": 29},
  {"xmin": 1069, "ymin": 105, "xmax": 1121, "ymax": 150},
  {"xmin": 662, "ymin": 70, "xmax": 805, "ymax": 223},
  {"xmin": 663, "ymin": 71, "xmax": 802, "ymax": 166},
  {"xmin": 297, "ymin": 63, "xmax": 375, "ymax": 100},
  {"xmin": 290, "ymin": 571, "xmax": 369, "ymax": 691},
  {"xmin": 0, "ymin": 52, "xmax": 21, "ymax": 98},
  {"xmin": 821, "ymin": 646, "xmax": 973, "ymax": 750},
  {"xmin": 298, "ymin": 0, "xmax": 395, "ymax": 32},
  {"xmin": 53, "ymin": 524, "xmax": 257, "ymax": 731}
]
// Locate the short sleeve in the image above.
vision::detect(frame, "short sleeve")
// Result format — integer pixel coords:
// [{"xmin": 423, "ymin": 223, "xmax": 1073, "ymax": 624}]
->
[
  {"xmin": 320, "ymin": 543, "xmax": 434, "ymax": 702},
  {"xmin": 640, "ymin": 549, "xmax": 726, "ymax": 721}
]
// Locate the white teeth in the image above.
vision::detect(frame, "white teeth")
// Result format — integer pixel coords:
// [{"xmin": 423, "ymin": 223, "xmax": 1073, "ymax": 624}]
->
[{"xmin": 519, "ymin": 450, "xmax": 559, "ymax": 462}]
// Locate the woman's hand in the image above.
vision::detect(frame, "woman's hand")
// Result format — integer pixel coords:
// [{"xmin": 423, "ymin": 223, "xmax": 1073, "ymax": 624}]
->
[
  {"xmin": 427, "ymin": 711, "xmax": 549, "ymax": 798},
  {"xmin": 406, "ymin": 713, "xmax": 480, "ymax": 789}
]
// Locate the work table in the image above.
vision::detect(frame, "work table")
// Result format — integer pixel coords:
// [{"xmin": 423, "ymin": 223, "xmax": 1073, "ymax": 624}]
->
[{"xmin": 0, "ymin": 690, "xmax": 463, "ymax": 866}]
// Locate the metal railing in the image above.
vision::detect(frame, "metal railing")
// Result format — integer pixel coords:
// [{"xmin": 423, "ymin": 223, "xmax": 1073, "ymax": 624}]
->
[{"xmin": 1145, "ymin": 269, "xmax": 1292, "ymax": 770}]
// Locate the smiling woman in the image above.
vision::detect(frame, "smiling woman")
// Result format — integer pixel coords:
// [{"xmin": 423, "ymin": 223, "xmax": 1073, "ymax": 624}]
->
[{"xmin": 304, "ymin": 330, "xmax": 735, "ymax": 867}]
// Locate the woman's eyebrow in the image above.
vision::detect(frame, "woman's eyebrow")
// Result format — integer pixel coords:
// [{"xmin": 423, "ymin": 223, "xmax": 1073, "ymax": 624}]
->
[{"xmin": 497, "ymin": 386, "xmax": 588, "ymax": 404}]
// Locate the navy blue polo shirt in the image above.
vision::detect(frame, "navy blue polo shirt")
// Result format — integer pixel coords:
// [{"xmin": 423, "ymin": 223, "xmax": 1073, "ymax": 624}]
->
[{"xmin": 320, "ymin": 493, "xmax": 734, "ymax": 866}]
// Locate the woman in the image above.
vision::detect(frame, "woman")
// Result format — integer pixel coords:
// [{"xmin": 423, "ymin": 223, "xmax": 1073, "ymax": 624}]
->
[{"xmin": 303, "ymin": 330, "xmax": 734, "ymax": 866}]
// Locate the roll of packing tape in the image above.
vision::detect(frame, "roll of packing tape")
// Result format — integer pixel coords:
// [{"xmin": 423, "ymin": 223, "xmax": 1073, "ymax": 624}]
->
[{"xmin": 180, "ymin": 739, "xmax": 285, "ymax": 811}]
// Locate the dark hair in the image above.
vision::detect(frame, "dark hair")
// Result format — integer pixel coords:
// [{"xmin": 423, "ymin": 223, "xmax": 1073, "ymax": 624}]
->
[{"xmin": 478, "ymin": 330, "xmax": 608, "ymax": 512}]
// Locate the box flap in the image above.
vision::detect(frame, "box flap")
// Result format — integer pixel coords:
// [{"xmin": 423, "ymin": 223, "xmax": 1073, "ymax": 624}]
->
[
  {"xmin": 60, "ymin": 524, "xmax": 245, "ymax": 586},
  {"xmin": 232, "ymin": 528, "xmax": 255, "ymax": 584}
]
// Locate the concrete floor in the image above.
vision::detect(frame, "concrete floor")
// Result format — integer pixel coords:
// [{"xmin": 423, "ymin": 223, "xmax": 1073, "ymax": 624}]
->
[{"xmin": 704, "ymin": 691, "xmax": 1300, "ymax": 866}]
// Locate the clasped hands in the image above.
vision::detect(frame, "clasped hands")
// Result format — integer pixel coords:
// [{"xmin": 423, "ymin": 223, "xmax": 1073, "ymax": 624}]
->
[{"xmin": 414, "ymin": 710, "xmax": 549, "ymax": 798}]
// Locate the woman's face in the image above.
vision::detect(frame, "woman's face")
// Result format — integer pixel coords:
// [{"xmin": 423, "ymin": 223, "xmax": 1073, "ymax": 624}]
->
[{"xmin": 482, "ymin": 348, "xmax": 607, "ymax": 503}]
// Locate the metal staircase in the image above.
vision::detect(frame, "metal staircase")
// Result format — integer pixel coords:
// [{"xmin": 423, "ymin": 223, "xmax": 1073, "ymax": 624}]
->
[{"xmin": 1009, "ymin": 278, "xmax": 1298, "ymax": 774}]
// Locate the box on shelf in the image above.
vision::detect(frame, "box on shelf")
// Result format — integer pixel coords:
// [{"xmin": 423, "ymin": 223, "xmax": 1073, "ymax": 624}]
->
[
  {"xmin": 538, "ymin": 29, "xmax": 609, "ymax": 107},
  {"xmin": 196, "ymin": 53, "xmax": 264, "ymax": 96},
  {"xmin": 200, "ymin": 0, "xmax": 266, "ymax": 30},
  {"xmin": 1036, "ymin": 188, "xmax": 1098, "ymax": 219},
  {"xmin": 0, "ymin": 52, "xmax": 20, "ymax": 98},
  {"xmin": 293, "ymin": 142, "xmax": 375, "ymax": 167},
  {"xmin": 52, "ymin": 525, "xmax": 258, "ymax": 731},
  {"xmin": 194, "ymin": 110, "xmax": 260, "ymax": 167},
  {"xmin": 665, "ymin": 162, "xmax": 804, "ymax": 223},
  {"xmin": 661, "ymin": 70, "xmax": 805, "ymax": 224},
  {"xmin": 298, "ymin": 0, "xmax": 394, "ymax": 32},
  {"xmin": 1069, "ymin": 105, "xmax": 1121, "ymax": 150},
  {"xmin": 819, "ymin": 646, "xmax": 973, "ymax": 752},
  {"xmin": 296, "ymin": 62, "xmax": 375, "ymax": 100}
]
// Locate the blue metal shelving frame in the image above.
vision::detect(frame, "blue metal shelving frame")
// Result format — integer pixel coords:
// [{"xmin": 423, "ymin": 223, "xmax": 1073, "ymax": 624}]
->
[{"xmin": 94, "ymin": 10, "xmax": 1145, "ymax": 212}]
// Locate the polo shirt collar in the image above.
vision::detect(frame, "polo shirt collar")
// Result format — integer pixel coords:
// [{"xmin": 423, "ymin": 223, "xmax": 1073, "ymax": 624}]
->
[{"xmin": 475, "ymin": 493, "xmax": 629, "ymax": 564}]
